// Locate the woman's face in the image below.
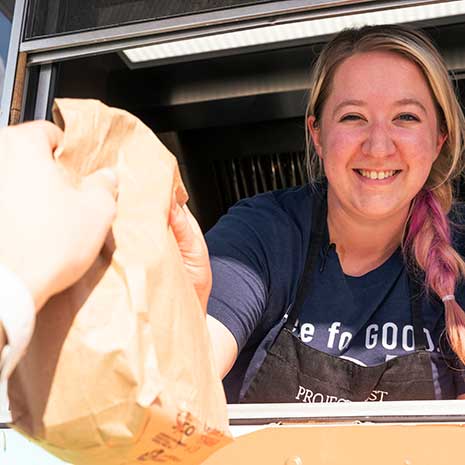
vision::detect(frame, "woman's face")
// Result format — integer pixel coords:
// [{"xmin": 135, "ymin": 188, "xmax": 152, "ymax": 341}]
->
[{"xmin": 308, "ymin": 50, "xmax": 447, "ymax": 223}]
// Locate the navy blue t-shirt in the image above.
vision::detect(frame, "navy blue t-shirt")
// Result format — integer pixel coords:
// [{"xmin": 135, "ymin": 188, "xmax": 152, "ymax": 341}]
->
[{"xmin": 206, "ymin": 185, "xmax": 465, "ymax": 402}]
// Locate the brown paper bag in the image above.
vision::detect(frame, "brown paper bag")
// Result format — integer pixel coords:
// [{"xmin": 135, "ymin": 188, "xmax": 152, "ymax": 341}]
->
[{"xmin": 8, "ymin": 98, "xmax": 231, "ymax": 465}]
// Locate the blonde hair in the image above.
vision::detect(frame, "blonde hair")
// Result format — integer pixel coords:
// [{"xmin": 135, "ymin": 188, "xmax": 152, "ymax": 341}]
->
[{"xmin": 305, "ymin": 25, "xmax": 465, "ymax": 363}]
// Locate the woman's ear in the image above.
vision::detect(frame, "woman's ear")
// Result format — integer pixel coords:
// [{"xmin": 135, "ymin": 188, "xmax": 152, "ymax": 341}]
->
[
  {"xmin": 434, "ymin": 131, "xmax": 447, "ymax": 162},
  {"xmin": 307, "ymin": 115, "xmax": 323, "ymax": 159}
]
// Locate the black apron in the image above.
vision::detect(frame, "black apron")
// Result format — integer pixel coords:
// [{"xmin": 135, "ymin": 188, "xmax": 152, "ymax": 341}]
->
[{"xmin": 241, "ymin": 193, "xmax": 435, "ymax": 403}]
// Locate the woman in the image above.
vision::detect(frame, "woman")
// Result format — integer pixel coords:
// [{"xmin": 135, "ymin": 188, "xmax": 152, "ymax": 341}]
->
[{"xmin": 171, "ymin": 24, "xmax": 465, "ymax": 402}]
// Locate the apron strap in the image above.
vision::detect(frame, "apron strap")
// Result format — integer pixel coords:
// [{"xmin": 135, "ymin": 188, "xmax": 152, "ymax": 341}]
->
[
  {"xmin": 285, "ymin": 191, "xmax": 326, "ymax": 329},
  {"xmin": 409, "ymin": 274, "xmax": 428, "ymax": 350}
]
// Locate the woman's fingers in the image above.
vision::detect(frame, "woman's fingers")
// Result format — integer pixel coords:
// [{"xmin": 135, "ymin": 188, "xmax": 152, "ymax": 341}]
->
[
  {"xmin": 183, "ymin": 204, "xmax": 204, "ymax": 237},
  {"xmin": 170, "ymin": 192, "xmax": 194, "ymax": 251},
  {"xmin": 169, "ymin": 193, "xmax": 212, "ymax": 313}
]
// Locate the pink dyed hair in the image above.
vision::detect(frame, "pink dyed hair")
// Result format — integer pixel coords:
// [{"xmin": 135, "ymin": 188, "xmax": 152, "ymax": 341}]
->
[{"xmin": 404, "ymin": 190, "xmax": 465, "ymax": 363}]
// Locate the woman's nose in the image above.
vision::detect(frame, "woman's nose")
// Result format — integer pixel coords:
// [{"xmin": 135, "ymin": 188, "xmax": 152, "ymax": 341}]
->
[{"xmin": 361, "ymin": 123, "xmax": 396, "ymax": 158}]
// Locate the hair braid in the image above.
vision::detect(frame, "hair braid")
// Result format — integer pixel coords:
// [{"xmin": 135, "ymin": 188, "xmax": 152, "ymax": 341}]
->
[{"xmin": 404, "ymin": 187, "xmax": 465, "ymax": 363}]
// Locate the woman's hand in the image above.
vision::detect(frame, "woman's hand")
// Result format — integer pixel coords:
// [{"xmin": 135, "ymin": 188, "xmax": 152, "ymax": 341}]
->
[
  {"xmin": 169, "ymin": 196, "xmax": 238, "ymax": 377},
  {"xmin": 169, "ymin": 194, "xmax": 212, "ymax": 314},
  {"xmin": 0, "ymin": 121, "xmax": 118, "ymax": 311}
]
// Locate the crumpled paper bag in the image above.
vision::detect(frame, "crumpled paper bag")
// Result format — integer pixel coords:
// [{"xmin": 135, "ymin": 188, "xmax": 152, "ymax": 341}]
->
[{"xmin": 8, "ymin": 98, "xmax": 231, "ymax": 465}]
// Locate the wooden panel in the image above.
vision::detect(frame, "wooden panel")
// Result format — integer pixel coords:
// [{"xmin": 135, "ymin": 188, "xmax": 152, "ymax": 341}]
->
[{"xmin": 9, "ymin": 51, "xmax": 26, "ymax": 125}]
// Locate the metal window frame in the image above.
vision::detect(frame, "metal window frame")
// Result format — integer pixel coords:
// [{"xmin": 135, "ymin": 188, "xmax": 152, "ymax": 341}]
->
[
  {"xmin": 227, "ymin": 400, "xmax": 465, "ymax": 425},
  {"xmin": 21, "ymin": 0, "xmax": 445, "ymax": 66},
  {"xmin": 32, "ymin": 62, "xmax": 52, "ymax": 119},
  {"xmin": 19, "ymin": 0, "xmax": 382, "ymax": 53},
  {"xmin": 4, "ymin": 400, "xmax": 465, "ymax": 429}
]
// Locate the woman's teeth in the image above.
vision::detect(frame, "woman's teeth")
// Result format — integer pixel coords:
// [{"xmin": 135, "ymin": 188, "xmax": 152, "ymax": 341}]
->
[{"xmin": 357, "ymin": 169, "xmax": 397, "ymax": 180}]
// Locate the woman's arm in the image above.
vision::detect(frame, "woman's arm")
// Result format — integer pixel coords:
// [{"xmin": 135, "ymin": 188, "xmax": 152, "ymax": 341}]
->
[
  {"xmin": 170, "ymin": 198, "xmax": 239, "ymax": 378},
  {"xmin": 207, "ymin": 315, "xmax": 238, "ymax": 379}
]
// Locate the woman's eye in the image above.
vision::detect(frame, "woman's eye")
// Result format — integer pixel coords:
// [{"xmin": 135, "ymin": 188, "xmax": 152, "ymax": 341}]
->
[
  {"xmin": 340, "ymin": 114, "xmax": 362, "ymax": 122},
  {"xmin": 397, "ymin": 113, "xmax": 420, "ymax": 122}
]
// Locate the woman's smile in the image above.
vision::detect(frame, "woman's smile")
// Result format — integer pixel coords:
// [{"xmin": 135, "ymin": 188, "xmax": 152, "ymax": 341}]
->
[{"xmin": 355, "ymin": 169, "xmax": 399, "ymax": 181}]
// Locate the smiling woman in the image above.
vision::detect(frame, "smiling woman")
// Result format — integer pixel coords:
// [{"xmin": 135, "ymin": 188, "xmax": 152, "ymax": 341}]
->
[
  {"xmin": 170, "ymin": 24, "xmax": 465, "ymax": 403},
  {"xmin": 305, "ymin": 25, "xmax": 465, "ymax": 361}
]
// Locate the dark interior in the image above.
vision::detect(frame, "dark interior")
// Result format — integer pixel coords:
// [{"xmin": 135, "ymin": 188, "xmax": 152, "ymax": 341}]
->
[{"xmin": 40, "ymin": 20, "xmax": 465, "ymax": 232}]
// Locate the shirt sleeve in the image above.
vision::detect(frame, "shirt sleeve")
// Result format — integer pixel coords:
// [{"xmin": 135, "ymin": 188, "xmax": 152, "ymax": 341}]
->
[{"xmin": 206, "ymin": 187, "xmax": 311, "ymax": 353}]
